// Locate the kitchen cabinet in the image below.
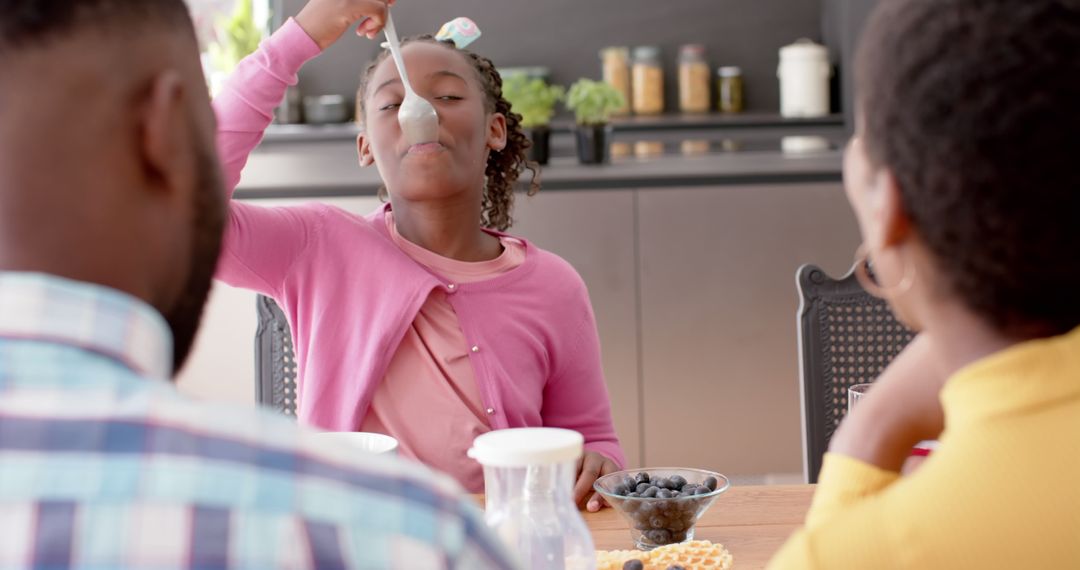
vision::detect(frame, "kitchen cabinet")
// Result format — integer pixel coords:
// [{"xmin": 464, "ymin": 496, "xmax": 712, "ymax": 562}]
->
[
  {"xmin": 510, "ymin": 190, "xmax": 642, "ymax": 468},
  {"xmin": 636, "ymin": 184, "xmax": 859, "ymax": 476}
]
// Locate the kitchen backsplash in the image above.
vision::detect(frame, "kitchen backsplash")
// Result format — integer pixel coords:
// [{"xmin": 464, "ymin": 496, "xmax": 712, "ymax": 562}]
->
[{"xmin": 277, "ymin": 0, "xmax": 824, "ymax": 115}]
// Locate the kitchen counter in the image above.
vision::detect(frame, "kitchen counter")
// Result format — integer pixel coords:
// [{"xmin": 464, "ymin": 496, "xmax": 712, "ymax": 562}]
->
[
  {"xmin": 236, "ymin": 119, "xmax": 845, "ymax": 199},
  {"xmin": 237, "ymin": 143, "xmax": 842, "ymax": 199},
  {"xmin": 260, "ymin": 112, "xmax": 845, "ymax": 143}
]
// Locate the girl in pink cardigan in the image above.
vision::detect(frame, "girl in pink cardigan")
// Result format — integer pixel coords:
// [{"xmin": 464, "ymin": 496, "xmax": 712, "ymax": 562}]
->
[{"xmin": 213, "ymin": 0, "xmax": 624, "ymax": 508}]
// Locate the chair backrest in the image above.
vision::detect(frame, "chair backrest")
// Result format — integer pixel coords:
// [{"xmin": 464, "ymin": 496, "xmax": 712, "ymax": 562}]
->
[
  {"xmin": 254, "ymin": 295, "xmax": 298, "ymax": 417},
  {"xmin": 796, "ymin": 263, "xmax": 914, "ymax": 483}
]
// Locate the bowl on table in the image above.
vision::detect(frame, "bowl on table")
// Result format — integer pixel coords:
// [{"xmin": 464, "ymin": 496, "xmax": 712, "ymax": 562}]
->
[
  {"xmin": 313, "ymin": 431, "xmax": 399, "ymax": 455},
  {"xmin": 593, "ymin": 467, "xmax": 730, "ymax": 551}
]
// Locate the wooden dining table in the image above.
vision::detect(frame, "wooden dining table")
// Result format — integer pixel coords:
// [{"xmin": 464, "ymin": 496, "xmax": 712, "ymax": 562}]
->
[{"xmin": 477, "ymin": 484, "xmax": 814, "ymax": 570}]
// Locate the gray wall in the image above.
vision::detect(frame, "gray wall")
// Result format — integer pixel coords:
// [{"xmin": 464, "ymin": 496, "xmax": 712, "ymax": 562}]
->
[
  {"xmin": 822, "ymin": 0, "xmax": 880, "ymax": 129},
  {"xmin": 279, "ymin": 0, "xmax": 823, "ymax": 114}
]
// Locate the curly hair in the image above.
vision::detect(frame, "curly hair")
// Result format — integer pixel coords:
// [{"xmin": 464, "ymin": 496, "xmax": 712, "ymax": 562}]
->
[
  {"xmin": 856, "ymin": 0, "xmax": 1080, "ymax": 337},
  {"xmin": 356, "ymin": 36, "xmax": 539, "ymax": 231}
]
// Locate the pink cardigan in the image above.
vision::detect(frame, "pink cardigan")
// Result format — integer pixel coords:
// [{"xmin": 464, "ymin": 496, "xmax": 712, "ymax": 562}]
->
[{"xmin": 212, "ymin": 20, "xmax": 625, "ymax": 466}]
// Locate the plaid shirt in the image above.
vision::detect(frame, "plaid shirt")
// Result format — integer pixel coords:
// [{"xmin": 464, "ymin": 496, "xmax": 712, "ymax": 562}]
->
[{"xmin": 0, "ymin": 272, "xmax": 515, "ymax": 570}]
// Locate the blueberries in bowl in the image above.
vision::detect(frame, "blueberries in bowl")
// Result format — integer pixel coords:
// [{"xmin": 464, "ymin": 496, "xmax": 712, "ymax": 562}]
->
[{"xmin": 593, "ymin": 468, "xmax": 730, "ymax": 550}]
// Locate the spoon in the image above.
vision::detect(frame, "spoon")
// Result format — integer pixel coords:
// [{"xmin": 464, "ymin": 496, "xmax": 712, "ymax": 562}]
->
[{"xmin": 382, "ymin": 13, "xmax": 439, "ymax": 146}]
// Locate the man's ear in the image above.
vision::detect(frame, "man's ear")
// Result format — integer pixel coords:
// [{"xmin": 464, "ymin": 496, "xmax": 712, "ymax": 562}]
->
[
  {"xmin": 357, "ymin": 132, "xmax": 375, "ymax": 167},
  {"xmin": 139, "ymin": 70, "xmax": 193, "ymax": 201}
]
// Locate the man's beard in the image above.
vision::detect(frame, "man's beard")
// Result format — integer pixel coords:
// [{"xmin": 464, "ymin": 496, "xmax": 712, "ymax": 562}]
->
[{"xmin": 164, "ymin": 138, "xmax": 226, "ymax": 376}]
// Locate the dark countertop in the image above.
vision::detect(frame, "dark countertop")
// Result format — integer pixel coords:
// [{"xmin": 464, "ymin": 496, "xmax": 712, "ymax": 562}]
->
[
  {"xmin": 260, "ymin": 112, "xmax": 846, "ymax": 143},
  {"xmin": 236, "ymin": 115, "xmax": 846, "ymax": 199}
]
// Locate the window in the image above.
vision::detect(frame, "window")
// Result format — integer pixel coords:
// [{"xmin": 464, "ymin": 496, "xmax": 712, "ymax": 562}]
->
[{"xmin": 185, "ymin": 0, "xmax": 272, "ymax": 94}]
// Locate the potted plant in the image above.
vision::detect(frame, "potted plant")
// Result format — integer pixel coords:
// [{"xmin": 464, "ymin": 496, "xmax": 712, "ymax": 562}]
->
[
  {"xmin": 205, "ymin": 0, "xmax": 263, "ymax": 94},
  {"xmin": 503, "ymin": 75, "xmax": 565, "ymax": 165},
  {"xmin": 565, "ymin": 79, "xmax": 626, "ymax": 165}
]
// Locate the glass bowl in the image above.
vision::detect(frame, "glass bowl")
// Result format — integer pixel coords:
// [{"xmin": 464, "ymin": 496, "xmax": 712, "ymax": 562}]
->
[{"xmin": 593, "ymin": 467, "xmax": 730, "ymax": 550}]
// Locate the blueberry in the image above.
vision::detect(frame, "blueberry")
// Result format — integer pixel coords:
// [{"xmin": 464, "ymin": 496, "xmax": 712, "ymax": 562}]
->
[
  {"xmin": 642, "ymin": 486, "xmax": 659, "ymax": 498},
  {"xmin": 656, "ymin": 489, "xmax": 673, "ymax": 499},
  {"xmin": 613, "ymin": 484, "xmax": 630, "ymax": 496},
  {"xmin": 637, "ymin": 502, "xmax": 655, "ymax": 516},
  {"xmin": 671, "ymin": 491, "xmax": 682, "ymax": 498},
  {"xmin": 623, "ymin": 499, "xmax": 641, "ymax": 513},
  {"xmin": 669, "ymin": 475, "xmax": 687, "ymax": 488},
  {"xmin": 671, "ymin": 530, "xmax": 688, "ymax": 543},
  {"xmin": 653, "ymin": 477, "xmax": 671, "ymax": 490},
  {"xmin": 635, "ymin": 482, "xmax": 651, "ymax": 494},
  {"xmin": 704, "ymin": 476, "xmax": 718, "ymax": 491},
  {"xmin": 695, "ymin": 486, "xmax": 713, "ymax": 495},
  {"xmin": 633, "ymin": 519, "xmax": 651, "ymax": 531},
  {"xmin": 623, "ymin": 560, "xmax": 645, "ymax": 570},
  {"xmin": 650, "ymin": 516, "xmax": 666, "ymax": 529},
  {"xmin": 666, "ymin": 565, "xmax": 686, "ymax": 570},
  {"xmin": 681, "ymin": 484, "xmax": 696, "ymax": 494},
  {"xmin": 635, "ymin": 472, "xmax": 651, "ymax": 484},
  {"xmin": 644, "ymin": 529, "xmax": 672, "ymax": 545},
  {"xmin": 627, "ymin": 492, "xmax": 640, "ymax": 498},
  {"xmin": 667, "ymin": 519, "xmax": 687, "ymax": 532}
]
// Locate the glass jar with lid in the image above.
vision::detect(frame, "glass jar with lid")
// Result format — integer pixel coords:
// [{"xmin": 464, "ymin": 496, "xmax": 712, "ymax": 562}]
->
[
  {"xmin": 678, "ymin": 44, "xmax": 711, "ymax": 113},
  {"xmin": 631, "ymin": 46, "xmax": 664, "ymax": 115},
  {"xmin": 468, "ymin": 428, "xmax": 596, "ymax": 570},
  {"xmin": 600, "ymin": 47, "xmax": 631, "ymax": 116},
  {"xmin": 717, "ymin": 66, "xmax": 744, "ymax": 113}
]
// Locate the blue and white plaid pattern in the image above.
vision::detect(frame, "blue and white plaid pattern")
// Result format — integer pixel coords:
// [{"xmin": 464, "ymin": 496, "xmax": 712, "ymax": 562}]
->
[{"xmin": 0, "ymin": 273, "xmax": 515, "ymax": 569}]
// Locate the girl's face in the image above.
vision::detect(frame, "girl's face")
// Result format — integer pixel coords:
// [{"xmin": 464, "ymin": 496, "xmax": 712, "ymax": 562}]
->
[{"xmin": 357, "ymin": 42, "xmax": 507, "ymax": 204}]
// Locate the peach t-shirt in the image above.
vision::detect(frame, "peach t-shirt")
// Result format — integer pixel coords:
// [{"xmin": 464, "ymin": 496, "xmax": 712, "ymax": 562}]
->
[{"xmin": 359, "ymin": 212, "xmax": 526, "ymax": 491}]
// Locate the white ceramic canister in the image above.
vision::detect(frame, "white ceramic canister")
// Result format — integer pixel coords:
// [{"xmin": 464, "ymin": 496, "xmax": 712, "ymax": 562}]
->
[{"xmin": 778, "ymin": 38, "xmax": 832, "ymax": 118}]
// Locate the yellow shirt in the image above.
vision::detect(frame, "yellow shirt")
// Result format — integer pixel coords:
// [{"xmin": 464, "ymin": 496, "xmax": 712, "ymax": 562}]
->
[{"xmin": 769, "ymin": 327, "xmax": 1080, "ymax": 569}]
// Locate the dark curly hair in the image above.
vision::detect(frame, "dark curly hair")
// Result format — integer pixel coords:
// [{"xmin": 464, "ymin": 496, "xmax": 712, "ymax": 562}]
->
[
  {"xmin": 856, "ymin": 0, "xmax": 1080, "ymax": 337},
  {"xmin": 356, "ymin": 35, "xmax": 539, "ymax": 231}
]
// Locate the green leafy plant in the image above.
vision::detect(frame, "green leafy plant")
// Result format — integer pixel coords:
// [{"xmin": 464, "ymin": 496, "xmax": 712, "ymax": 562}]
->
[
  {"xmin": 565, "ymin": 79, "xmax": 626, "ymax": 126},
  {"xmin": 503, "ymin": 75, "xmax": 566, "ymax": 128},
  {"xmin": 208, "ymin": 0, "xmax": 263, "ymax": 74}
]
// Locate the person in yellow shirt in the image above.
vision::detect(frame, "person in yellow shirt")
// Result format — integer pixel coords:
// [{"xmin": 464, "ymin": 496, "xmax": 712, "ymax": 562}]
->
[{"xmin": 770, "ymin": 0, "xmax": 1080, "ymax": 568}]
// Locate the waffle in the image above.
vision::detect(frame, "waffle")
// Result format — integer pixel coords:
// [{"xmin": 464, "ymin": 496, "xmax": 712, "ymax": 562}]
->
[
  {"xmin": 595, "ymin": 540, "xmax": 734, "ymax": 570},
  {"xmin": 595, "ymin": 549, "xmax": 646, "ymax": 570}
]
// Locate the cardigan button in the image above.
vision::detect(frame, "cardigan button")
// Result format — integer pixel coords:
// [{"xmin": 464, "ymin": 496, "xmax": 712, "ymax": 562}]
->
[
  {"xmin": 447, "ymin": 283, "xmax": 457, "ymax": 292},
  {"xmin": 471, "ymin": 345, "xmax": 480, "ymax": 353},
  {"xmin": 486, "ymin": 408, "xmax": 495, "ymax": 415}
]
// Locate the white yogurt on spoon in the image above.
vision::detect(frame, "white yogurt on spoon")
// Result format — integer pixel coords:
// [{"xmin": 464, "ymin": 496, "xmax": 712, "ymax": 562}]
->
[{"xmin": 382, "ymin": 13, "xmax": 439, "ymax": 146}]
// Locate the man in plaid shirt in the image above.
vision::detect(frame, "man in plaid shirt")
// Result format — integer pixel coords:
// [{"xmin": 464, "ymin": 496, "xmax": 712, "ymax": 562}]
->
[{"xmin": 0, "ymin": 1, "xmax": 515, "ymax": 568}]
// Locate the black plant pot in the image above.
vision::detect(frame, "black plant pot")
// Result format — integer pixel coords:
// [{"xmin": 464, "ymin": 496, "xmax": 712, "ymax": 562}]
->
[
  {"xmin": 527, "ymin": 126, "xmax": 552, "ymax": 165},
  {"xmin": 575, "ymin": 123, "xmax": 613, "ymax": 165}
]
